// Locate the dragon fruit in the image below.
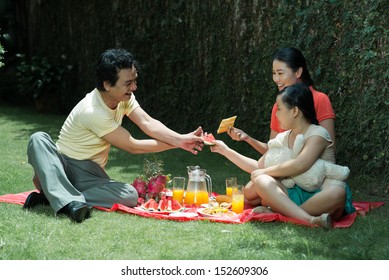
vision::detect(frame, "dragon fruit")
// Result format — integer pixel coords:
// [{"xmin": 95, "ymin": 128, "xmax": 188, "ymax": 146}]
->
[
  {"xmin": 147, "ymin": 174, "xmax": 167, "ymax": 199},
  {"xmin": 132, "ymin": 176, "xmax": 147, "ymax": 198}
]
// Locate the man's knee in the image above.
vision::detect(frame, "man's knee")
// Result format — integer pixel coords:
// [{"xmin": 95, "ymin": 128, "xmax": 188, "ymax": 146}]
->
[
  {"xmin": 119, "ymin": 184, "xmax": 139, "ymax": 207},
  {"xmin": 28, "ymin": 132, "xmax": 50, "ymax": 151}
]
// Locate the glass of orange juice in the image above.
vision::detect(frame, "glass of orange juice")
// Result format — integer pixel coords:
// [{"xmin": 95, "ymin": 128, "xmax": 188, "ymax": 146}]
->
[
  {"xmin": 172, "ymin": 177, "xmax": 186, "ymax": 204},
  {"xmin": 225, "ymin": 177, "xmax": 237, "ymax": 196},
  {"xmin": 231, "ymin": 185, "xmax": 244, "ymax": 214}
]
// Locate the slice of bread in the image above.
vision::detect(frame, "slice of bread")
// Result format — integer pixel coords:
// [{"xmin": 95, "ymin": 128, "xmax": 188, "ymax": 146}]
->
[{"xmin": 217, "ymin": 116, "xmax": 237, "ymax": 134}]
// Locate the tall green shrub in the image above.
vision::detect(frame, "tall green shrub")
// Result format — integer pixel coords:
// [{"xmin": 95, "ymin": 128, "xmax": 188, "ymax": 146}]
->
[
  {"xmin": 0, "ymin": 42, "xmax": 4, "ymax": 68},
  {"xmin": 0, "ymin": 44, "xmax": 4, "ymax": 68}
]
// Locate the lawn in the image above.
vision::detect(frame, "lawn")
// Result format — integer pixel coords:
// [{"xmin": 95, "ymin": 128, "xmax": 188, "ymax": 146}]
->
[{"xmin": 0, "ymin": 104, "xmax": 387, "ymax": 260}]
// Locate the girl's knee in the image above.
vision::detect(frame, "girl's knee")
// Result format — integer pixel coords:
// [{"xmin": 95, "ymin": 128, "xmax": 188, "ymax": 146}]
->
[
  {"xmin": 323, "ymin": 184, "xmax": 346, "ymax": 203},
  {"xmin": 252, "ymin": 174, "xmax": 273, "ymax": 190}
]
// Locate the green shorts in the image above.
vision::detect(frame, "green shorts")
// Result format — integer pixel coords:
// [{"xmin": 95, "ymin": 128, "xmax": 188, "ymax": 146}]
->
[{"xmin": 287, "ymin": 183, "xmax": 355, "ymax": 215}]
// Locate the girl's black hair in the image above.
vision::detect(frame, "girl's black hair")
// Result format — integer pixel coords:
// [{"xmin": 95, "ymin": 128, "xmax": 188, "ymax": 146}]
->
[
  {"xmin": 278, "ymin": 83, "xmax": 318, "ymax": 125},
  {"xmin": 273, "ymin": 47, "xmax": 314, "ymax": 86}
]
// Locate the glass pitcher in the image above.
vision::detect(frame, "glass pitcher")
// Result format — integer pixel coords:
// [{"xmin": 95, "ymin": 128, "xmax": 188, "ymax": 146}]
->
[{"xmin": 184, "ymin": 166, "xmax": 212, "ymax": 206}]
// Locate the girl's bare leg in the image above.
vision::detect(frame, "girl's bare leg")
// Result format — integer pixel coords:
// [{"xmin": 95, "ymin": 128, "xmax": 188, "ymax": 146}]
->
[
  {"xmin": 299, "ymin": 182, "xmax": 346, "ymax": 219},
  {"xmin": 243, "ymin": 181, "xmax": 262, "ymax": 206},
  {"xmin": 252, "ymin": 174, "xmax": 332, "ymax": 228}
]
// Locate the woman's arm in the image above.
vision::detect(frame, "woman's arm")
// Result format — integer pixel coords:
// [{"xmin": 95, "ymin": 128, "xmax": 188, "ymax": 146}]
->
[{"xmin": 227, "ymin": 127, "xmax": 273, "ymax": 155}]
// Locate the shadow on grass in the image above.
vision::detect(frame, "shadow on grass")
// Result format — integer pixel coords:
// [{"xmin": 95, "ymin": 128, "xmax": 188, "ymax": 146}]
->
[{"xmin": 0, "ymin": 105, "xmax": 66, "ymax": 141}]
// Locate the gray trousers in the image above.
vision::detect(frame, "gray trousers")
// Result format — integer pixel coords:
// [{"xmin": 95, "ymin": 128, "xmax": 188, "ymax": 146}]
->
[{"xmin": 27, "ymin": 132, "xmax": 138, "ymax": 212}]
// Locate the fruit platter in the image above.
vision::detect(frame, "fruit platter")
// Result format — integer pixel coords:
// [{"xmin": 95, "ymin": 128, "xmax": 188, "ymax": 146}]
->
[{"xmin": 135, "ymin": 197, "xmax": 184, "ymax": 214}]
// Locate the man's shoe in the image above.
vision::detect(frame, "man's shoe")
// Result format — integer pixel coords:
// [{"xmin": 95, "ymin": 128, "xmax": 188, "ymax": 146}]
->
[
  {"xmin": 23, "ymin": 192, "xmax": 50, "ymax": 209},
  {"xmin": 85, "ymin": 207, "xmax": 93, "ymax": 219},
  {"xmin": 60, "ymin": 201, "xmax": 89, "ymax": 223}
]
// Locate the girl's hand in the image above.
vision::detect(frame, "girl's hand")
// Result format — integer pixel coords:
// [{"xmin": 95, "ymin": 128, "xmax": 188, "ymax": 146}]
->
[{"xmin": 210, "ymin": 140, "xmax": 229, "ymax": 155}]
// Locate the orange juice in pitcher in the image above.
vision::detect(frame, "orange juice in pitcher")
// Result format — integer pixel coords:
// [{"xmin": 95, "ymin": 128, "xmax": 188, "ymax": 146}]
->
[
  {"xmin": 185, "ymin": 166, "xmax": 212, "ymax": 206},
  {"xmin": 184, "ymin": 191, "xmax": 195, "ymax": 205},
  {"xmin": 184, "ymin": 190, "xmax": 209, "ymax": 205}
]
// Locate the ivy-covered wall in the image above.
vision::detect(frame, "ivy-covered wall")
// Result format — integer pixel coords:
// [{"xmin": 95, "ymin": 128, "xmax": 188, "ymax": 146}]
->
[{"xmin": 3, "ymin": 0, "xmax": 388, "ymax": 183}]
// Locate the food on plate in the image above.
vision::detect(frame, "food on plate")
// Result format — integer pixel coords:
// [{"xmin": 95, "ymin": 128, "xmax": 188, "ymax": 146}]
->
[
  {"xmin": 203, "ymin": 133, "xmax": 216, "ymax": 146},
  {"xmin": 219, "ymin": 202, "xmax": 232, "ymax": 208},
  {"xmin": 201, "ymin": 206, "xmax": 229, "ymax": 215},
  {"xmin": 215, "ymin": 194, "xmax": 232, "ymax": 203},
  {"xmin": 198, "ymin": 200, "xmax": 236, "ymax": 217},
  {"xmin": 199, "ymin": 207, "xmax": 237, "ymax": 218},
  {"xmin": 217, "ymin": 116, "xmax": 237, "ymax": 134}
]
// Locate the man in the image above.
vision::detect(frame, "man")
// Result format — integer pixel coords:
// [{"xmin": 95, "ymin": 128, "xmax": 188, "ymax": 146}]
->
[{"xmin": 25, "ymin": 49, "xmax": 204, "ymax": 223}]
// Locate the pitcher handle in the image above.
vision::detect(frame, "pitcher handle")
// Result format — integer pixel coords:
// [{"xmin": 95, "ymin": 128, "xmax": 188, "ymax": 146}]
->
[{"xmin": 205, "ymin": 174, "xmax": 212, "ymax": 197}]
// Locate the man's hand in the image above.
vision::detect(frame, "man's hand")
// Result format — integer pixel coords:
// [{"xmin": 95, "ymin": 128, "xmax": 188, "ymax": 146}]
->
[{"xmin": 179, "ymin": 126, "xmax": 204, "ymax": 155}]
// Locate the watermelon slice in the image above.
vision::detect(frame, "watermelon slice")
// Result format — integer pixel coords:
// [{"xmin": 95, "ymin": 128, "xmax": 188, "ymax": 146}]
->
[
  {"xmin": 158, "ymin": 197, "xmax": 168, "ymax": 211},
  {"xmin": 167, "ymin": 200, "xmax": 172, "ymax": 211},
  {"xmin": 148, "ymin": 199, "xmax": 159, "ymax": 211},
  {"xmin": 171, "ymin": 199, "xmax": 183, "ymax": 211},
  {"xmin": 203, "ymin": 133, "xmax": 216, "ymax": 146},
  {"xmin": 141, "ymin": 198, "xmax": 155, "ymax": 210}
]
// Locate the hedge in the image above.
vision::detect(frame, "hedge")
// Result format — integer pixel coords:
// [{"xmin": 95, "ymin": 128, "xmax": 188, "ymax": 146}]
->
[{"xmin": 1, "ymin": 0, "xmax": 388, "ymax": 184}]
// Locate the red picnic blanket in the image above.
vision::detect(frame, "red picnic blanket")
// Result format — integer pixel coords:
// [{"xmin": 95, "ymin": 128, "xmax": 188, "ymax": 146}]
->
[{"xmin": 0, "ymin": 190, "xmax": 384, "ymax": 229}]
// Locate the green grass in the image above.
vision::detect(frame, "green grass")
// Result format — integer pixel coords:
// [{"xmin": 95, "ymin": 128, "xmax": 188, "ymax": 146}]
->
[{"xmin": 0, "ymin": 105, "xmax": 388, "ymax": 260}]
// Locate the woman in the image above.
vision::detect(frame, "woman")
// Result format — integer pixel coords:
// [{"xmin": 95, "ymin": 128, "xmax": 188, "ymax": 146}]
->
[
  {"xmin": 210, "ymin": 83, "xmax": 344, "ymax": 229},
  {"xmin": 227, "ymin": 47, "xmax": 336, "ymax": 154}
]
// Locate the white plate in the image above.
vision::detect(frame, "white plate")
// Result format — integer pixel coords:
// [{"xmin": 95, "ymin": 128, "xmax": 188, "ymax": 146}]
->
[
  {"xmin": 134, "ymin": 206, "xmax": 184, "ymax": 214},
  {"xmin": 197, "ymin": 208, "xmax": 238, "ymax": 219}
]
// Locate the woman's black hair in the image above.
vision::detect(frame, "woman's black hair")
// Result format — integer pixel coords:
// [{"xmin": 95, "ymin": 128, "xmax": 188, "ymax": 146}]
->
[
  {"xmin": 95, "ymin": 49, "xmax": 138, "ymax": 91},
  {"xmin": 273, "ymin": 47, "xmax": 314, "ymax": 86},
  {"xmin": 278, "ymin": 83, "xmax": 318, "ymax": 125}
]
